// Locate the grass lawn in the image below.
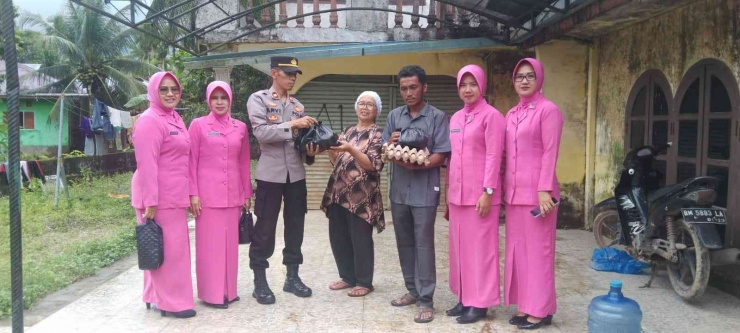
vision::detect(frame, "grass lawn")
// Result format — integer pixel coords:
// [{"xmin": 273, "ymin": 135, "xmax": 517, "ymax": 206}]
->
[{"xmin": 0, "ymin": 172, "xmax": 137, "ymax": 318}]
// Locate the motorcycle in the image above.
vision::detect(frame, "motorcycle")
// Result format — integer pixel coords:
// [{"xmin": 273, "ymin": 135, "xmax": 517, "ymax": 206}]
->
[{"xmin": 591, "ymin": 142, "xmax": 740, "ymax": 299}]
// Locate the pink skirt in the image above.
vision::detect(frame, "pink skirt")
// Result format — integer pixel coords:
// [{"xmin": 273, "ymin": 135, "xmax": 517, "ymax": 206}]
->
[
  {"xmin": 136, "ymin": 208, "xmax": 194, "ymax": 312},
  {"xmin": 504, "ymin": 204, "xmax": 558, "ymax": 318},
  {"xmin": 195, "ymin": 207, "xmax": 241, "ymax": 304},
  {"xmin": 448, "ymin": 203, "xmax": 501, "ymax": 308}
]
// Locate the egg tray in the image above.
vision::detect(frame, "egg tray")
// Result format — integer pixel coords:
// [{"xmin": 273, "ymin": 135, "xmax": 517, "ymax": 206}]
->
[{"xmin": 381, "ymin": 143, "xmax": 431, "ymax": 166}]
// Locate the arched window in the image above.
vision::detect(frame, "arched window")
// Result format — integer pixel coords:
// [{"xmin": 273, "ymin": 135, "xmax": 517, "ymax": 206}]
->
[
  {"xmin": 624, "ymin": 70, "xmax": 673, "ymax": 186},
  {"xmin": 674, "ymin": 59, "xmax": 740, "ymax": 209}
]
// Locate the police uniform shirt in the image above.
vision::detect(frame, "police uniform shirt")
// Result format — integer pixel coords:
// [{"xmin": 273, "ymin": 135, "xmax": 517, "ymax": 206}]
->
[{"xmin": 248, "ymin": 86, "xmax": 312, "ymax": 183}]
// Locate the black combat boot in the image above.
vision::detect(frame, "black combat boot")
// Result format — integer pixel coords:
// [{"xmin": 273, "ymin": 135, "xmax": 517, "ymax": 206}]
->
[
  {"xmin": 283, "ymin": 265, "xmax": 312, "ymax": 297},
  {"xmin": 252, "ymin": 269, "xmax": 276, "ymax": 304}
]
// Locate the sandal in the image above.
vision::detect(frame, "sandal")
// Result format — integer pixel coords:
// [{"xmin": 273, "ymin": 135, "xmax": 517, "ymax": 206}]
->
[
  {"xmin": 348, "ymin": 286, "xmax": 374, "ymax": 297},
  {"xmin": 329, "ymin": 281, "xmax": 354, "ymax": 290},
  {"xmin": 414, "ymin": 307, "xmax": 435, "ymax": 324},
  {"xmin": 391, "ymin": 293, "xmax": 418, "ymax": 307}
]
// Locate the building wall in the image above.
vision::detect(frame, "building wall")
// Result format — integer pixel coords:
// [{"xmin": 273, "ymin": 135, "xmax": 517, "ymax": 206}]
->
[
  {"xmin": 594, "ymin": 0, "xmax": 740, "ymax": 295},
  {"xmin": 0, "ymin": 98, "xmax": 69, "ymax": 154},
  {"xmin": 594, "ymin": 0, "xmax": 740, "ymax": 203},
  {"xmin": 535, "ymin": 40, "xmax": 591, "ymax": 228}
]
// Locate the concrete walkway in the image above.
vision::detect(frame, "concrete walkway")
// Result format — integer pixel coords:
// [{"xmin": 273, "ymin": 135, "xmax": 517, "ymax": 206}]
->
[{"xmin": 11, "ymin": 211, "xmax": 740, "ymax": 332}]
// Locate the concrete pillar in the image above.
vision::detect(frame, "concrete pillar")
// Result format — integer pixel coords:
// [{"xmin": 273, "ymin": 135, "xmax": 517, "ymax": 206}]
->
[
  {"xmin": 347, "ymin": 0, "xmax": 389, "ymax": 32},
  {"xmin": 213, "ymin": 66, "xmax": 233, "ymax": 83}
]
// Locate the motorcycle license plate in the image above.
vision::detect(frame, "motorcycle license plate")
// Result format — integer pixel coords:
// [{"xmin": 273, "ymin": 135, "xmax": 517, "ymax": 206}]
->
[{"xmin": 681, "ymin": 208, "xmax": 727, "ymax": 224}]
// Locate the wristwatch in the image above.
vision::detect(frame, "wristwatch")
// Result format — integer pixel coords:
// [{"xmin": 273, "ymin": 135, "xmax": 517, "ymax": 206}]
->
[{"xmin": 484, "ymin": 187, "xmax": 494, "ymax": 195}]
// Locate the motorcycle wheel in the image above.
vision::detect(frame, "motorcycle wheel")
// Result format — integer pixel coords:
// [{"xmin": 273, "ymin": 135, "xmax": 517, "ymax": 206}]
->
[
  {"xmin": 593, "ymin": 210, "xmax": 622, "ymax": 248},
  {"xmin": 666, "ymin": 218, "xmax": 711, "ymax": 300}
]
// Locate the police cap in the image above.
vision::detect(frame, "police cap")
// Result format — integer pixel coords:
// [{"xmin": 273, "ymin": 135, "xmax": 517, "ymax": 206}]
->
[{"xmin": 270, "ymin": 56, "xmax": 302, "ymax": 75}]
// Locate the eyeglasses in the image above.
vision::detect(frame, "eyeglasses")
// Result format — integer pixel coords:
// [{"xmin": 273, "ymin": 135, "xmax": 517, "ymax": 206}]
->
[
  {"xmin": 515, "ymin": 73, "xmax": 537, "ymax": 82},
  {"xmin": 357, "ymin": 102, "xmax": 376, "ymax": 109},
  {"xmin": 159, "ymin": 86, "xmax": 181, "ymax": 95}
]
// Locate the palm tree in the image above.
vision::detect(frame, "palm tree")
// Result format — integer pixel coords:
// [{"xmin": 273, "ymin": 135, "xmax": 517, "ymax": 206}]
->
[{"xmin": 19, "ymin": 0, "xmax": 161, "ymax": 119}]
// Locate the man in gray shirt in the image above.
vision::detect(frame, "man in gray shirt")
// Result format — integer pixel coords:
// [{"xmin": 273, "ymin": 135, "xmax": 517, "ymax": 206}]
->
[{"xmin": 383, "ymin": 65, "xmax": 451, "ymax": 323}]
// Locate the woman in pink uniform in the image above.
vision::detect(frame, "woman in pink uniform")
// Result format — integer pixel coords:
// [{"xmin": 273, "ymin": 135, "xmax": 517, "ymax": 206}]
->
[
  {"xmin": 504, "ymin": 58, "xmax": 564, "ymax": 330},
  {"xmin": 188, "ymin": 81, "xmax": 253, "ymax": 309},
  {"xmin": 131, "ymin": 71, "xmax": 196, "ymax": 319},
  {"xmin": 445, "ymin": 64, "xmax": 506, "ymax": 324}
]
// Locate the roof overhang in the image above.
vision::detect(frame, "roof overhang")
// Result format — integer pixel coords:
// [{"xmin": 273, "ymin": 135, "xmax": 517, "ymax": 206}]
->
[{"xmin": 183, "ymin": 37, "xmax": 505, "ymax": 71}]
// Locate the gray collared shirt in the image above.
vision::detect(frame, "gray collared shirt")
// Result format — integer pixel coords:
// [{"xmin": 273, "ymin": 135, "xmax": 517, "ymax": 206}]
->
[
  {"xmin": 247, "ymin": 87, "xmax": 313, "ymax": 183},
  {"xmin": 382, "ymin": 101, "xmax": 451, "ymax": 207}
]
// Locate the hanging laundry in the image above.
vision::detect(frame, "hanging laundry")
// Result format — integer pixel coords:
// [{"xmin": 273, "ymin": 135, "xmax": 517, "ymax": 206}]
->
[
  {"xmin": 0, "ymin": 163, "xmax": 7, "ymax": 183},
  {"xmin": 91, "ymin": 99, "xmax": 107, "ymax": 132},
  {"xmin": 84, "ymin": 135, "xmax": 95, "ymax": 156},
  {"xmin": 94, "ymin": 133, "xmax": 104, "ymax": 156},
  {"xmin": 19, "ymin": 161, "xmax": 30, "ymax": 182},
  {"xmin": 120, "ymin": 111, "xmax": 132, "ymax": 129},
  {"xmin": 92, "ymin": 99, "xmax": 117, "ymax": 140},
  {"xmin": 108, "ymin": 106, "xmax": 123, "ymax": 130},
  {"xmin": 79, "ymin": 116, "xmax": 93, "ymax": 138},
  {"xmin": 29, "ymin": 161, "xmax": 46, "ymax": 184}
]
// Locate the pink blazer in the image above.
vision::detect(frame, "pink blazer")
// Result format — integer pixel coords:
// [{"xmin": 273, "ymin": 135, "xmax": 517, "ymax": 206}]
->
[
  {"xmin": 188, "ymin": 113, "xmax": 253, "ymax": 208},
  {"xmin": 130, "ymin": 107, "xmax": 191, "ymax": 209},
  {"xmin": 448, "ymin": 106, "xmax": 506, "ymax": 206},
  {"xmin": 503, "ymin": 97, "xmax": 564, "ymax": 205}
]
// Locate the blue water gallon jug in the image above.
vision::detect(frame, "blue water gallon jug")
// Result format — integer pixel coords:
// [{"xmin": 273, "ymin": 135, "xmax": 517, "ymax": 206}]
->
[{"xmin": 587, "ymin": 280, "xmax": 642, "ymax": 333}]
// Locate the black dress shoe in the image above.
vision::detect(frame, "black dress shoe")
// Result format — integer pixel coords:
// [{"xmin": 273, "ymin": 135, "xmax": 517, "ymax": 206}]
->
[
  {"xmin": 518, "ymin": 315, "xmax": 553, "ymax": 330},
  {"xmin": 509, "ymin": 314, "xmax": 529, "ymax": 325},
  {"xmin": 160, "ymin": 309, "xmax": 197, "ymax": 318},
  {"xmin": 456, "ymin": 307, "xmax": 487, "ymax": 324},
  {"xmin": 445, "ymin": 303, "xmax": 469, "ymax": 317},
  {"xmin": 226, "ymin": 296, "xmax": 240, "ymax": 304},
  {"xmin": 204, "ymin": 301, "xmax": 228, "ymax": 309}
]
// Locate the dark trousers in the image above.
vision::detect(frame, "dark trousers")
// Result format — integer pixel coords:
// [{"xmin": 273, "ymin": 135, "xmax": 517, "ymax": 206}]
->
[
  {"xmin": 328, "ymin": 204, "xmax": 375, "ymax": 289},
  {"xmin": 249, "ymin": 178, "xmax": 307, "ymax": 270},
  {"xmin": 391, "ymin": 202, "xmax": 437, "ymax": 308}
]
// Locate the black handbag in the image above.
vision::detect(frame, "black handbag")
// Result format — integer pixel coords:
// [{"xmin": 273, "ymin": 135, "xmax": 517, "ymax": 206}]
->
[
  {"xmin": 136, "ymin": 218, "xmax": 164, "ymax": 270},
  {"xmin": 239, "ymin": 208, "xmax": 254, "ymax": 244},
  {"xmin": 294, "ymin": 121, "xmax": 339, "ymax": 153},
  {"xmin": 398, "ymin": 127, "xmax": 429, "ymax": 150}
]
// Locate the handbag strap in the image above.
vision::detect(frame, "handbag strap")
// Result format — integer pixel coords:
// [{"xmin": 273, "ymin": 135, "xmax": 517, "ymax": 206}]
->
[{"xmin": 316, "ymin": 103, "xmax": 334, "ymax": 129}]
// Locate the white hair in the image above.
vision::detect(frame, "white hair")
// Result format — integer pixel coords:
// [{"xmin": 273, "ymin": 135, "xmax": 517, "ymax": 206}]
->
[{"xmin": 355, "ymin": 91, "xmax": 382, "ymax": 117}]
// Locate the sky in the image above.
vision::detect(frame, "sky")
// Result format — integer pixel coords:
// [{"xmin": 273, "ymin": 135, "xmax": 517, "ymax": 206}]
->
[{"xmin": 15, "ymin": 0, "xmax": 66, "ymax": 19}]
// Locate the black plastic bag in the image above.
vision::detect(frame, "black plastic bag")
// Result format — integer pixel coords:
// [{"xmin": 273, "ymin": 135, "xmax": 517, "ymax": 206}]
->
[
  {"xmin": 239, "ymin": 208, "xmax": 254, "ymax": 244},
  {"xmin": 136, "ymin": 219, "xmax": 164, "ymax": 270},
  {"xmin": 294, "ymin": 121, "xmax": 339, "ymax": 153},
  {"xmin": 398, "ymin": 127, "xmax": 429, "ymax": 150}
]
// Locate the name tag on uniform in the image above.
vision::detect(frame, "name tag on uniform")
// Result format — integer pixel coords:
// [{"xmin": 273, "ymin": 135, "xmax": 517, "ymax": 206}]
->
[
  {"xmin": 451, "ymin": 128, "xmax": 460, "ymax": 133},
  {"xmin": 170, "ymin": 131, "xmax": 179, "ymax": 135},
  {"xmin": 207, "ymin": 131, "xmax": 220, "ymax": 137}
]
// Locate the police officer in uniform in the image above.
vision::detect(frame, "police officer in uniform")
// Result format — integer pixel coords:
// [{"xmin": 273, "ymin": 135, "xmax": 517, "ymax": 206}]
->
[{"xmin": 247, "ymin": 56, "xmax": 318, "ymax": 305}]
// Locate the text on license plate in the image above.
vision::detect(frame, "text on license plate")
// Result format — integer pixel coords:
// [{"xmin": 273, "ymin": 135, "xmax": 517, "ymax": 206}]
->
[{"xmin": 681, "ymin": 208, "xmax": 727, "ymax": 224}]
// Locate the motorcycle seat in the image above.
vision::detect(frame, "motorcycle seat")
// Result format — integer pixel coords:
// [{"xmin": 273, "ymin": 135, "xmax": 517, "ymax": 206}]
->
[{"xmin": 647, "ymin": 176, "xmax": 718, "ymax": 203}]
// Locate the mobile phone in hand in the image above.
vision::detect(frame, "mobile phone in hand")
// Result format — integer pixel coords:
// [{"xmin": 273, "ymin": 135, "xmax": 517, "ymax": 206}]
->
[{"xmin": 530, "ymin": 197, "xmax": 560, "ymax": 218}]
